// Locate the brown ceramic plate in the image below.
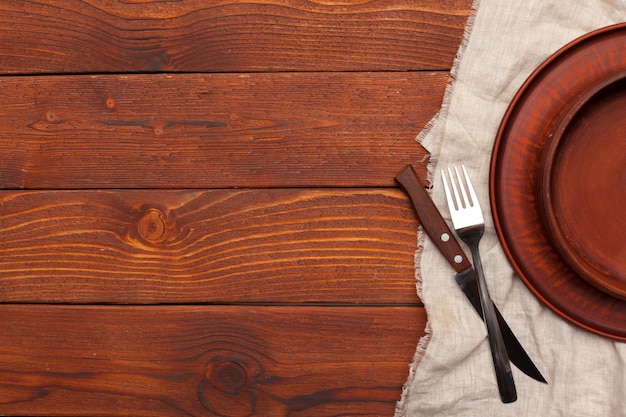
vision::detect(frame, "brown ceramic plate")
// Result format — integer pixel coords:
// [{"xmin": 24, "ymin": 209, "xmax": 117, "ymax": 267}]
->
[
  {"xmin": 490, "ymin": 23, "xmax": 626, "ymax": 340},
  {"xmin": 539, "ymin": 76, "xmax": 626, "ymax": 299}
]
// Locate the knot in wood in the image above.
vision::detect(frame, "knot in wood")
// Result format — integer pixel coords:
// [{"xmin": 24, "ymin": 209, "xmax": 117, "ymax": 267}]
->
[
  {"xmin": 138, "ymin": 208, "xmax": 166, "ymax": 242},
  {"xmin": 45, "ymin": 110, "xmax": 62, "ymax": 124},
  {"xmin": 199, "ymin": 355, "xmax": 261, "ymax": 415},
  {"xmin": 152, "ymin": 121, "xmax": 165, "ymax": 136},
  {"xmin": 210, "ymin": 360, "xmax": 248, "ymax": 394}
]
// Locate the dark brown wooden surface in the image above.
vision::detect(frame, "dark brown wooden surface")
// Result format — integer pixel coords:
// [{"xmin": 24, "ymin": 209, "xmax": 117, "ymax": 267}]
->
[
  {"xmin": 0, "ymin": 0, "xmax": 470, "ymax": 74},
  {"xmin": 0, "ymin": 305, "xmax": 425, "ymax": 416},
  {"xmin": 0, "ymin": 72, "xmax": 443, "ymax": 189},
  {"xmin": 0, "ymin": 189, "xmax": 419, "ymax": 304},
  {"xmin": 0, "ymin": 0, "xmax": 472, "ymax": 415}
]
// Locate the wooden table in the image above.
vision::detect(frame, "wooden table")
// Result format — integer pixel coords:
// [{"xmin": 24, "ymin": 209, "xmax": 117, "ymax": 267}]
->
[{"xmin": 0, "ymin": 1, "xmax": 471, "ymax": 415}]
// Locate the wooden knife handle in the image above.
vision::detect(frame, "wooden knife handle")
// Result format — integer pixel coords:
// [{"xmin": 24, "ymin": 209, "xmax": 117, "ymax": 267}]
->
[{"xmin": 395, "ymin": 165, "xmax": 472, "ymax": 273}]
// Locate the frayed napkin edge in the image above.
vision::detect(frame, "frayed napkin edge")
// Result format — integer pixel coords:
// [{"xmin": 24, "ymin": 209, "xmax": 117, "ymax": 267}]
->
[{"xmin": 394, "ymin": 0, "xmax": 481, "ymax": 415}]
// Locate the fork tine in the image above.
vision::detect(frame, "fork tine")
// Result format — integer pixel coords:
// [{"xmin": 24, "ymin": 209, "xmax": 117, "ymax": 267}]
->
[
  {"xmin": 455, "ymin": 166, "xmax": 470, "ymax": 208},
  {"xmin": 442, "ymin": 165, "xmax": 484, "ymax": 229},
  {"xmin": 441, "ymin": 168, "xmax": 456, "ymax": 211},
  {"xmin": 449, "ymin": 167, "xmax": 463, "ymax": 209},
  {"xmin": 461, "ymin": 165, "xmax": 479, "ymax": 208}
]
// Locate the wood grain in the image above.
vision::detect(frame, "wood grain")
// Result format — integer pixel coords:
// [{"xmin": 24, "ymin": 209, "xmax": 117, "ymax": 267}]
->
[
  {"xmin": 0, "ymin": 72, "xmax": 439, "ymax": 189},
  {"xmin": 0, "ymin": 304, "xmax": 424, "ymax": 416},
  {"xmin": 0, "ymin": 0, "xmax": 471, "ymax": 74},
  {"xmin": 0, "ymin": 0, "xmax": 473, "ymax": 413},
  {"xmin": 0, "ymin": 188, "xmax": 421, "ymax": 304}
]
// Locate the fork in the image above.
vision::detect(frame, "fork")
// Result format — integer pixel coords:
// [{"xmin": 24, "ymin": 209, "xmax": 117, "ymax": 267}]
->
[{"xmin": 442, "ymin": 165, "xmax": 517, "ymax": 403}]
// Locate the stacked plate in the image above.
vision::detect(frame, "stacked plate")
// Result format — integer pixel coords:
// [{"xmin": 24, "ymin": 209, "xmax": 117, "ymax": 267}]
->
[{"xmin": 490, "ymin": 23, "xmax": 626, "ymax": 340}]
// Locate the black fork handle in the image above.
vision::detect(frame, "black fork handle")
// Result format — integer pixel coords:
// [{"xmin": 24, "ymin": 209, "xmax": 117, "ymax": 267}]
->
[{"xmin": 463, "ymin": 226, "xmax": 517, "ymax": 403}]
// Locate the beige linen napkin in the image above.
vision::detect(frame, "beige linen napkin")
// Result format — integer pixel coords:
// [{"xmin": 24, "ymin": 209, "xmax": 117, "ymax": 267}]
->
[{"xmin": 396, "ymin": 1, "xmax": 626, "ymax": 416}]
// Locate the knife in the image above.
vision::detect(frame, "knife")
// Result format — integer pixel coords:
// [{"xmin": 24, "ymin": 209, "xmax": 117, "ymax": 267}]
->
[{"xmin": 395, "ymin": 164, "xmax": 547, "ymax": 384}]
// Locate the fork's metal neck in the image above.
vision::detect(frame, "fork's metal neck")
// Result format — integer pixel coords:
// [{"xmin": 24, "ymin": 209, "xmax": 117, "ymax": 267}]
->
[{"xmin": 457, "ymin": 224, "xmax": 484, "ymax": 247}]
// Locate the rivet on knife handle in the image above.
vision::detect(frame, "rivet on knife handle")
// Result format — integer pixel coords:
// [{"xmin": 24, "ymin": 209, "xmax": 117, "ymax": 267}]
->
[{"xmin": 395, "ymin": 165, "xmax": 472, "ymax": 273}]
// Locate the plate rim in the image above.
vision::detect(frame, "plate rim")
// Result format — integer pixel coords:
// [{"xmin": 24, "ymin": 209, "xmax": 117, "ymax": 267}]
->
[{"xmin": 489, "ymin": 22, "xmax": 626, "ymax": 340}]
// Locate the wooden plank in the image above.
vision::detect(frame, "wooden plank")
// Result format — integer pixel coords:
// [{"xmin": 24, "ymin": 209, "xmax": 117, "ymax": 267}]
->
[
  {"xmin": 0, "ymin": 188, "xmax": 422, "ymax": 304},
  {"xmin": 0, "ymin": 0, "xmax": 472, "ymax": 74},
  {"xmin": 0, "ymin": 72, "xmax": 438, "ymax": 189},
  {"xmin": 0, "ymin": 304, "xmax": 425, "ymax": 416}
]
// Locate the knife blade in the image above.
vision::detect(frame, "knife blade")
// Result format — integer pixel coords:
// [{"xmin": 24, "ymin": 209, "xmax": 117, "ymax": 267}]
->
[{"xmin": 395, "ymin": 164, "xmax": 547, "ymax": 384}]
